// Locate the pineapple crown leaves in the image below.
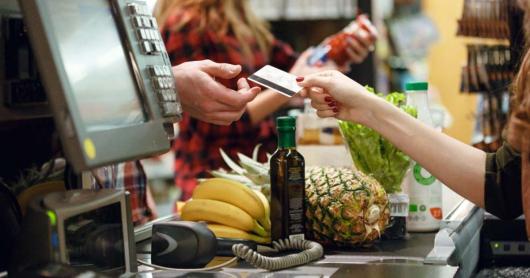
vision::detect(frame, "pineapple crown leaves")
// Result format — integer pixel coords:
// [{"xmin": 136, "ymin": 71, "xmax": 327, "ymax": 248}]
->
[
  {"xmin": 216, "ymin": 146, "xmax": 271, "ymax": 186},
  {"xmin": 219, "ymin": 148, "xmax": 246, "ymax": 175},
  {"xmin": 210, "ymin": 170, "xmax": 254, "ymax": 186},
  {"xmin": 252, "ymin": 144, "xmax": 273, "ymax": 165},
  {"xmin": 252, "ymin": 144, "xmax": 261, "ymax": 161},
  {"xmin": 237, "ymin": 153, "xmax": 269, "ymax": 173}
]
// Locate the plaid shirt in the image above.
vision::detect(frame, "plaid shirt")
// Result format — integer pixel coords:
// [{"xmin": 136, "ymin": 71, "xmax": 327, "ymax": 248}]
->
[
  {"xmin": 162, "ymin": 10, "xmax": 298, "ymax": 200},
  {"xmin": 89, "ymin": 161, "xmax": 151, "ymax": 225}
]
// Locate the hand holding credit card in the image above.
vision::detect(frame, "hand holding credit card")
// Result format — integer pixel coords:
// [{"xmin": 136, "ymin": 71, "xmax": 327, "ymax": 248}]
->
[{"xmin": 248, "ymin": 65, "xmax": 302, "ymax": 97}]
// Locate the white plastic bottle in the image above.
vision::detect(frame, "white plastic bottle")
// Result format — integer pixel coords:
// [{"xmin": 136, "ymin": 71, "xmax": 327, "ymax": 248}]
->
[{"xmin": 404, "ymin": 82, "xmax": 443, "ymax": 232}]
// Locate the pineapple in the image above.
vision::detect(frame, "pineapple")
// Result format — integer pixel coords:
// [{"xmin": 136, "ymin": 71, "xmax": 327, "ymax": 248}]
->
[
  {"xmin": 305, "ymin": 167, "xmax": 389, "ymax": 246},
  {"xmin": 214, "ymin": 146, "xmax": 390, "ymax": 246}
]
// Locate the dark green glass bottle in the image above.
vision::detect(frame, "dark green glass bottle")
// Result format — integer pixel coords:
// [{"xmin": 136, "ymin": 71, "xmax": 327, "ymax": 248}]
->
[{"xmin": 270, "ymin": 116, "xmax": 305, "ymax": 241}]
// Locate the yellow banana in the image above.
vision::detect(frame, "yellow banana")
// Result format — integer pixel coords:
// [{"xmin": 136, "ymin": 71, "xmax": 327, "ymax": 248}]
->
[
  {"xmin": 181, "ymin": 199, "xmax": 268, "ymax": 237},
  {"xmin": 253, "ymin": 189, "xmax": 271, "ymax": 231},
  {"xmin": 207, "ymin": 224, "xmax": 271, "ymax": 244},
  {"xmin": 192, "ymin": 178, "xmax": 265, "ymax": 220}
]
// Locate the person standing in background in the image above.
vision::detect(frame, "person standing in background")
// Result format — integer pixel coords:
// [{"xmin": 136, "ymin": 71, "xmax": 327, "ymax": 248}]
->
[{"xmin": 154, "ymin": 0, "xmax": 378, "ymax": 200}]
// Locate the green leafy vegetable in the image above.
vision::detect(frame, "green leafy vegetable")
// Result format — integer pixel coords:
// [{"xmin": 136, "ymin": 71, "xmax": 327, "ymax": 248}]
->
[{"xmin": 339, "ymin": 86, "xmax": 417, "ymax": 193}]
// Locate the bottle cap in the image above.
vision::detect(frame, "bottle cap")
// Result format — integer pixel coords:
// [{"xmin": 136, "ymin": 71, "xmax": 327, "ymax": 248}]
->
[
  {"xmin": 276, "ymin": 116, "xmax": 296, "ymax": 130},
  {"xmin": 405, "ymin": 82, "xmax": 428, "ymax": 92}
]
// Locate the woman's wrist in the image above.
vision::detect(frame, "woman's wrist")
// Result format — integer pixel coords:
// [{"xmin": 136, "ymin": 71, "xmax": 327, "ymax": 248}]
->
[{"xmin": 351, "ymin": 93, "xmax": 387, "ymax": 127}]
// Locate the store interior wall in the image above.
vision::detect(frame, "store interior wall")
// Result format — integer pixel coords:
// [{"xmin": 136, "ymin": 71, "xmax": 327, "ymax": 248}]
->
[{"xmin": 423, "ymin": 0, "xmax": 477, "ymax": 143}]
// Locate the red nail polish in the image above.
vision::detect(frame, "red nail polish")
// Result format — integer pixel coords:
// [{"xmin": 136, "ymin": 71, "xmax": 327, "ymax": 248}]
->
[
  {"xmin": 333, "ymin": 108, "xmax": 339, "ymax": 113},
  {"xmin": 325, "ymin": 97, "xmax": 333, "ymax": 102},
  {"xmin": 296, "ymin": 76, "xmax": 304, "ymax": 82}
]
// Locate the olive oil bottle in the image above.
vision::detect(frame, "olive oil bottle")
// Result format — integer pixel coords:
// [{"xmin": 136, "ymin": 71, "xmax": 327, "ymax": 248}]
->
[{"xmin": 270, "ymin": 116, "xmax": 305, "ymax": 241}]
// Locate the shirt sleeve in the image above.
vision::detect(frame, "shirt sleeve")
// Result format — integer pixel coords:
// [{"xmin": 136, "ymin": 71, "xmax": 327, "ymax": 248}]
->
[
  {"xmin": 269, "ymin": 39, "xmax": 299, "ymax": 71},
  {"xmin": 485, "ymin": 142, "xmax": 523, "ymax": 219}
]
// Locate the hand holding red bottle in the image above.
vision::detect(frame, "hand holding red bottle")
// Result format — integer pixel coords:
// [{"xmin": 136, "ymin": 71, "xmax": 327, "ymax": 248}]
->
[{"xmin": 327, "ymin": 14, "xmax": 378, "ymax": 66}]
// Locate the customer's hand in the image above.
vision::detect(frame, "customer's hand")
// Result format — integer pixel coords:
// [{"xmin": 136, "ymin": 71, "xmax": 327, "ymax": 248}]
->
[
  {"xmin": 173, "ymin": 60, "xmax": 260, "ymax": 125},
  {"xmin": 289, "ymin": 49, "xmax": 339, "ymax": 76},
  {"xmin": 297, "ymin": 70, "xmax": 381, "ymax": 125},
  {"xmin": 293, "ymin": 15, "xmax": 378, "ymax": 76},
  {"xmin": 343, "ymin": 14, "xmax": 378, "ymax": 65}
]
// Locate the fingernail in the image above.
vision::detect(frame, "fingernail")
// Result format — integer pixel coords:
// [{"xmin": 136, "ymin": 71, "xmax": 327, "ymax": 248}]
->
[
  {"xmin": 333, "ymin": 108, "xmax": 339, "ymax": 113},
  {"xmin": 324, "ymin": 97, "xmax": 333, "ymax": 103},
  {"xmin": 296, "ymin": 76, "xmax": 304, "ymax": 82}
]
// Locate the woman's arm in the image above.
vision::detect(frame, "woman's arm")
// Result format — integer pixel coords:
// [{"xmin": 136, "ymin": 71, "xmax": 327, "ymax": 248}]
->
[
  {"xmin": 299, "ymin": 70, "xmax": 488, "ymax": 207},
  {"xmin": 365, "ymin": 96, "xmax": 487, "ymax": 207}
]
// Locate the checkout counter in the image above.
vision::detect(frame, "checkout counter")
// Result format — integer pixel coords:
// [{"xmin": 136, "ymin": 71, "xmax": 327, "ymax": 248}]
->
[
  {"xmin": 0, "ymin": 0, "xmax": 529, "ymax": 277},
  {"xmin": 131, "ymin": 201, "xmax": 475, "ymax": 277},
  {"xmin": 132, "ymin": 199, "xmax": 530, "ymax": 277}
]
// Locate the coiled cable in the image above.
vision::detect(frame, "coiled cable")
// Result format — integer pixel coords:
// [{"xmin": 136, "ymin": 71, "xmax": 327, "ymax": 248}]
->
[
  {"xmin": 232, "ymin": 238, "xmax": 324, "ymax": 271},
  {"xmin": 137, "ymin": 238, "xmax": 324, "ymax": 272}
]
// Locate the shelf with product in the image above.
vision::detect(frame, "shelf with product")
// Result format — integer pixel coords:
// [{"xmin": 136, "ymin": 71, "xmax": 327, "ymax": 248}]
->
[
  {"xmin": 249, "ymin": 0, "xmax": 357, "ymax": 21},
  {"xmin": 381, "ymin": 0, "xmax": 438, "ymax": 92},
  {"xmin": 456, "ymin": 0, "xmax": 523, "ymax": 152}
]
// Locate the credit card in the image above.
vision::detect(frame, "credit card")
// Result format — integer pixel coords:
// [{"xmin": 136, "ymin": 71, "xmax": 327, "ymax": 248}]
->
[{"xmin": 248, "ymin": 65, "xmax": 302, "ymax": 97}]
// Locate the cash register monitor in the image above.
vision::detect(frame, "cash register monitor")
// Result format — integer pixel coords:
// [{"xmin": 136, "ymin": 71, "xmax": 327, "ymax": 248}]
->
[{"xmin": 17, "ymin": 0, "xmax": 182, "ymax": 172}]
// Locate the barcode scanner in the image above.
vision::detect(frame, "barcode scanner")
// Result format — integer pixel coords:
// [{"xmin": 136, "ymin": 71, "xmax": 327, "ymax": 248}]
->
[
  {"xmin": 145, "ymin": 221, "xmax": 323, "ymax": 271},
  {"xmin": 151, "ymin": 221, "xmax": 217, "ymax": 268}
]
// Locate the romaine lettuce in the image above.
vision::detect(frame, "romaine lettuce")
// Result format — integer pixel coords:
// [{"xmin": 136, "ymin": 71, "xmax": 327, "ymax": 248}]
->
[{"xmin": 339, "ymin": 86, "xmax": 417, "ymax": 193}]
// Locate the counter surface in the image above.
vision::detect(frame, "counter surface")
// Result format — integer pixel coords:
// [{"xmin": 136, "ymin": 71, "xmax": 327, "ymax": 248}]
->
[{"xmin": 135, "ymin": 233, "xmax": 458, "ymax": 277}]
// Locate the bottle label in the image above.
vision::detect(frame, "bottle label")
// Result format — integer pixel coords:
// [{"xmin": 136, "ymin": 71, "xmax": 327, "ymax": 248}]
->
[
  {"xmin": 388, "ymin": 193, "xmax": 409, "ymax": 217},
  {"xmin": 430, "ymin": 207, "xmax": 443, "ymax": 220},
  {"xmin": 287, "ymin": 166, "xmax": 305, "ymax": 236},
  {"xmin": 408, "ymin": 204, "xmax": 443, "ymax": 222},
  {"xmin": 413, "ymin": 162, "xmax": 436, "ymax": 185}
]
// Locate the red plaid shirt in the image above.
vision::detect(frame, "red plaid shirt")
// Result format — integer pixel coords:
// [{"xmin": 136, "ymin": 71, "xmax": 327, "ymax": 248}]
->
[
  {"xmin": 161, "ymin": 9, "xmax": 298, "ymax": 200},
  {"xmin": 89, "ymin": 161, "xmax": 151, "ymax": 225}
]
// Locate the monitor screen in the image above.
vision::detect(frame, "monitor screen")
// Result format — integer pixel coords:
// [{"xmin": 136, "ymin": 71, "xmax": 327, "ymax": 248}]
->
[{"xmin": 43, "ymin": 0, "xmax": 145, "ymax": 132}]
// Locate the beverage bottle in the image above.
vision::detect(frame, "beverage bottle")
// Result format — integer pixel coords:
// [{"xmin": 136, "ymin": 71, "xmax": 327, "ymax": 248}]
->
[
  {"xmin": 270, "ymin": 116, "xmax": 306, "ymax": 241},
  {"xmin": 404, "ymin": 82, "xmax": 443, "ymax": 232},
  {"xmin": 307, "ymin": 14, "xmax": 373, "ymax": 66}
]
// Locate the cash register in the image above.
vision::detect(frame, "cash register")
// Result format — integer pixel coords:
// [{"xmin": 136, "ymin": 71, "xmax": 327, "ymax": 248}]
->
[
  {"xmin": 16, "ymin": 0, "xmax": 182, "ymax": 172},
  {"xmin": 0, "ymin": 0, "xmax": 182, "ymax": 275}
]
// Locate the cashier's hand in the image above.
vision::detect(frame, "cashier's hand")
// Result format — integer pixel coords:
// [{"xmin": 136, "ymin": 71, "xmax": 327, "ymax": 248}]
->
[
  {"xmin": 297, "ymin": 70, "xmax": 381, "ymax": 125},
  {"xmin": 173, "ymin": 60, "xmax": 260, "ymax": 125}
]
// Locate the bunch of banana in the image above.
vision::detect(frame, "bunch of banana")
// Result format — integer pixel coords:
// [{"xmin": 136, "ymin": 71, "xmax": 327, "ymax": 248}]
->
[{"xmin": 180, "ymin": 178, "xmax": 271, "ymax": 244}]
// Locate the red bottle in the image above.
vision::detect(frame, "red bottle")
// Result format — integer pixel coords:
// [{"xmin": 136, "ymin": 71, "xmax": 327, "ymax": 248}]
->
[{"xmin": 308, "ymin": 15, "xmax": 374, "ymax": 66}]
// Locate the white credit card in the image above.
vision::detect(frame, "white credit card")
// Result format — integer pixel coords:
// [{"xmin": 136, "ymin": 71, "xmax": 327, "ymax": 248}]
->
[{"xmin": 248, "ymin": 65, "xmax": 302, "ymax": 97}]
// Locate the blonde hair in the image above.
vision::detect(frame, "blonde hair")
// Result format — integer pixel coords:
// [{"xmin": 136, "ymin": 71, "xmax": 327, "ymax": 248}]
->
[
  {"xmin": 513, "ymin": 0, "xmax": 530, "ymax": 119},
  {"xmin": 514, "ymin": 51, "xmax": 530, "ymax": 120},
  {"xmin": 153, "ymin": 0, "xmax": 274, "ymax": 62}
]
